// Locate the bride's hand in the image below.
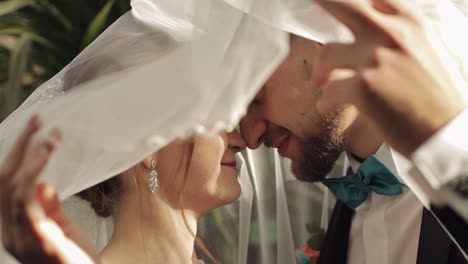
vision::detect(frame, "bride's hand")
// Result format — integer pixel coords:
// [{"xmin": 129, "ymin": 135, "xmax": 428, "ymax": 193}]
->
[{"xmin": 0, "ymin": 115, "xmax": 100, "ymax": 264}]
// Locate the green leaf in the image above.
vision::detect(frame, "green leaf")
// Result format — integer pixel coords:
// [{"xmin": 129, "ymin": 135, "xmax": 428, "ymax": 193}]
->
[
  {"xmin": 0, "ymin": 0, "xmax": 34, "ymax": 16},
  {"xmin": 116, "ymin": 0, "xmax": 131, "ymax": 14},
  {"xmin": 306, "ymin": 221, "xmax": 324, "ymax": 235},
  {"xmin": 305, "ymin": 221, "xmax": 326, "ymax": 250},
  {"xmin": 0, "ymin": 47, "xmax": 9, "ymax": 82},
  {"xmin": 34, "ymin": 0, "xmax": 72, "ymax": 31},
  {"xmin": 0, "ymin": 25, "xmax": 54, "ymax": 48},
  {"xmin": 306, "ymin": 229, "xmax": 326, "ymax": 250},
  {"xmin": 0, "ymin": 0, "xmax": 130, "ymax": 122},
  {"xmin": 211, "ymin": 208, "xmax": 236, "ymax": 246},
  {"xmin": 2, "ymin": 35, "xmax": 31, "ymax": 117},
  {"xmin": 82, "ymin": 0, "xmax": 115, "ymax": 48}
]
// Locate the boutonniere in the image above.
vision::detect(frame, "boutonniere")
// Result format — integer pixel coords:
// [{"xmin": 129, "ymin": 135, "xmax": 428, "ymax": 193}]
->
[{"xmin": 296, "ymin": 221, "xmax": 325, "ymax": 264}]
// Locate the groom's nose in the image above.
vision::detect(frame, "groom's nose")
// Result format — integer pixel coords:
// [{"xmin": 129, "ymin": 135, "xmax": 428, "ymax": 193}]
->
[{"xmin": 240, "ymin": 109, "xmax": 267, "ymax": 150}]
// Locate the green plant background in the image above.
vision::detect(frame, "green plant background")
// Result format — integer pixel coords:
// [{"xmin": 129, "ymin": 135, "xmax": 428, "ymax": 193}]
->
[{"xmin": 0, "ymin": 0, "xmax": 131, "ymax": 121}]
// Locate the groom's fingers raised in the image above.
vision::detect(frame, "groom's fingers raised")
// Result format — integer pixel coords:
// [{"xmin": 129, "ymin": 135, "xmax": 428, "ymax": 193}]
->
[
  {"xmin": 312, "ymin": 1, "xmax": 400, "ymax": 89},
  {"xmin": 372, "ymin": 0, "xmax": 420, "ymax": 21},
  {"xmin": 315, "ymin": 0, "xmax": 387, "ymax": 41},
  {"xmin": 316, "ymin": 73, "xmax": 365, "ymax": 113},
  {"xmin": 313, "ymin": 42, "xmax": 368, "ymax": 88}
]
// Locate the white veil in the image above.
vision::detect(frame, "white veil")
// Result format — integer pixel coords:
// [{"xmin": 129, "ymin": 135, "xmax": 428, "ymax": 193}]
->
[
  {"xmin": 1, "ymin": 0, "xmax": 468, "ymax": 263},
  {"xmin": 0, "ymin": 0, "xmax": 290, "ymax": 200}
]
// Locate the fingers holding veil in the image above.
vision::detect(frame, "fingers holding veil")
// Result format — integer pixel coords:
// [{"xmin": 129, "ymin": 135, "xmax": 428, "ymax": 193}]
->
[
  {"xmin": 0, "ymin": 115, "xmax": 48, "ymax": 252},
  {"xmin": 0, "ymin": 115, "xmax": 92, "ymax": 264}
]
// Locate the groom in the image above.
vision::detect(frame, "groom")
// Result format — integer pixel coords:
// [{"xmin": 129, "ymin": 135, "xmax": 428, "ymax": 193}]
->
[{"xmin": 240, "ymin": 1, "xmax": 467, "ymax": 264}]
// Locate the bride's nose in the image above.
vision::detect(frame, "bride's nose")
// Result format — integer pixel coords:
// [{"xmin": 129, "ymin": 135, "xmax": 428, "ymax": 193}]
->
[{"xmin": 227, "ymin": 131, "xmax": 246, "ymax": 153}]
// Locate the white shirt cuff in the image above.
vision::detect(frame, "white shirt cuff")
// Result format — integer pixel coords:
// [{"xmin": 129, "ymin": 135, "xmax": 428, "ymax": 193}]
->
[{"xmin": 411, "ymin": 109, "xmax": 468, "ymax": 190}]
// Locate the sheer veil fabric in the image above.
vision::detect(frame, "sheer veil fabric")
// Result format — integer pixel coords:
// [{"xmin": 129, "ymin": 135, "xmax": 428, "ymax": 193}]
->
[
  {"xmin": 1, "ymin": 0, "xmax": 468, "ymax": 263},
  {"xmin": 0, "ymin": 0, "xmax": 290, "ymax": 200}
]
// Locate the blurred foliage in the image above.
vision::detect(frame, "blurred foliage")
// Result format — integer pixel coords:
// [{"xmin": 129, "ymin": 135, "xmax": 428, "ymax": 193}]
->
[
  {"xmin": 0, "ymin": 0, "xmax": 131, "ymax": 121},
  {"xmin": 305, "ymin": 221, "xmax": 326, "ymax": 250}
]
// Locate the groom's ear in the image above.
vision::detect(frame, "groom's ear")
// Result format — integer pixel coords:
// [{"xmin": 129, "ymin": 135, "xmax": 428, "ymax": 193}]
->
[{"xmin": 142, "ymin": 154, "xmax": 158, "ymax": 170}]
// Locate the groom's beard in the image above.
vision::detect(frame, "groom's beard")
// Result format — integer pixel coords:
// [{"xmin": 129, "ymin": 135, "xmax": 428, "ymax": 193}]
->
[{"xmin": 293, "ymin": 109, "xmax": 345, "ymax": 182}]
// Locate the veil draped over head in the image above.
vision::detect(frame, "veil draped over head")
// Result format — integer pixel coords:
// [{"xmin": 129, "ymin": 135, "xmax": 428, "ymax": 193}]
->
[
  {"xmin": 0, "ymin": 0, "xmax": 290, "ymax": 200},
  {"xmin": 1, "ymin": 0, "xmax": 468, "ymax": 263}
]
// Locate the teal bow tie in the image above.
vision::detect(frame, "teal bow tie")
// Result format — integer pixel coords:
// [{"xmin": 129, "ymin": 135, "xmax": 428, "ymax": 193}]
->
[{"xmin": 321, "ymin": 155, "xmax": 403, "ymax": 209}]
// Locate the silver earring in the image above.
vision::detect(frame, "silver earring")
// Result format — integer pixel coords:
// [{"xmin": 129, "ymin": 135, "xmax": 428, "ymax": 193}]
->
[{"xmin": 149, "ymin": 160, "xmax": 159, "ymax": 193}]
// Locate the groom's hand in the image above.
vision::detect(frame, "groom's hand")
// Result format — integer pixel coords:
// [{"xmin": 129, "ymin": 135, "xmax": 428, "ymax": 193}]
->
[
  {"xmin": 0, "ymin": 115, "xmax": 99, "ymax": 264},
  {"xmin": 313, "ymin": 0, "xmax": 466, "ymax": 157}
]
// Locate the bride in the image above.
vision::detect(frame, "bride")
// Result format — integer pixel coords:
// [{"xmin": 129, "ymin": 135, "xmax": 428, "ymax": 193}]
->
[
  {"xmin": 0, "ymin": 115, "xmax": 246, "ymax": 264},
  {"xmin": 0, "ymin": 0, "xmax": 289, "ymax": 261}
]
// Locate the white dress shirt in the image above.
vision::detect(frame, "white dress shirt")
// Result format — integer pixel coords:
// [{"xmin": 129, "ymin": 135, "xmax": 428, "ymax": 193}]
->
[
  {"xmin": 410, "ymin": 109, "xmax": 468, "ymax": 221},
  {"xmin": 345, "ymin": 145, "xmax": 424, "ymax": 264},
  {"xmin": 345, "ymin": 109, "xmax": 468, "ymax": 264}
]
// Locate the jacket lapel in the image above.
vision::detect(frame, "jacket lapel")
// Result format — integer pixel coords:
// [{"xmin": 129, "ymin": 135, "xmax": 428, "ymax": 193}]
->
[
  {"xmin": 317, "ymin": 200, "xmax": 353, "ymax": 264},
  {"xmin": 430, "ymin": 205, "xmax": 468, "ymax": 259},
  {"xmin": 417, "ymin": 208, "xmax": 453, "ymax": 264}
]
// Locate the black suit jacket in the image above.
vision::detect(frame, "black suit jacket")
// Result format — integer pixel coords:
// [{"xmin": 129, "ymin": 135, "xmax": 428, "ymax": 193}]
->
[{"xmin": 317, "ymin": 201, "xmax": 467, "ymax": 264}]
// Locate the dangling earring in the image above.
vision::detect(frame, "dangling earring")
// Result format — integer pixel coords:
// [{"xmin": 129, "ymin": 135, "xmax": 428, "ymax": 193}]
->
[{"xmin": 149, "ymin": 160, "xmax": 159, "ymax": 193}]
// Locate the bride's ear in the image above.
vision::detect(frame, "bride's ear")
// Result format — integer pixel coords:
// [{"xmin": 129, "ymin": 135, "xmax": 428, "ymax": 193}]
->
[{"xmin": 142, "ymin": 153, "xmax": 158, "ymax": 170}]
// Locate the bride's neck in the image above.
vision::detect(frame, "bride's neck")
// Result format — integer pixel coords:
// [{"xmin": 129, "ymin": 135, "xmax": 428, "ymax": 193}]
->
[{"xmin": 100, "ymin": 192, "xmax": 199, "ymax": 264}]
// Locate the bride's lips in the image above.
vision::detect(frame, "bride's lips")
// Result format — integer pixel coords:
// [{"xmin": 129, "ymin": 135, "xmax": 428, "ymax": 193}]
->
[{"xmin": 221, "ymin": 161, "xmax": 237, "ymax": 168}]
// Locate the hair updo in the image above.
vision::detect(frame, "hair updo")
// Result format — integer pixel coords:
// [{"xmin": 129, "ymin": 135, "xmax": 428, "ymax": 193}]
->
[{"xmin": 76, "ymin": 176, "xmax": 122, "ymax": 218}]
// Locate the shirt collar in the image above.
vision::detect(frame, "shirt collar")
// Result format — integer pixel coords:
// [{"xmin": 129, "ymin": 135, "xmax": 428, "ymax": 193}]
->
[{"xmin": 346, "ymin": 144, "xmax": 407, "ymax": 186}]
